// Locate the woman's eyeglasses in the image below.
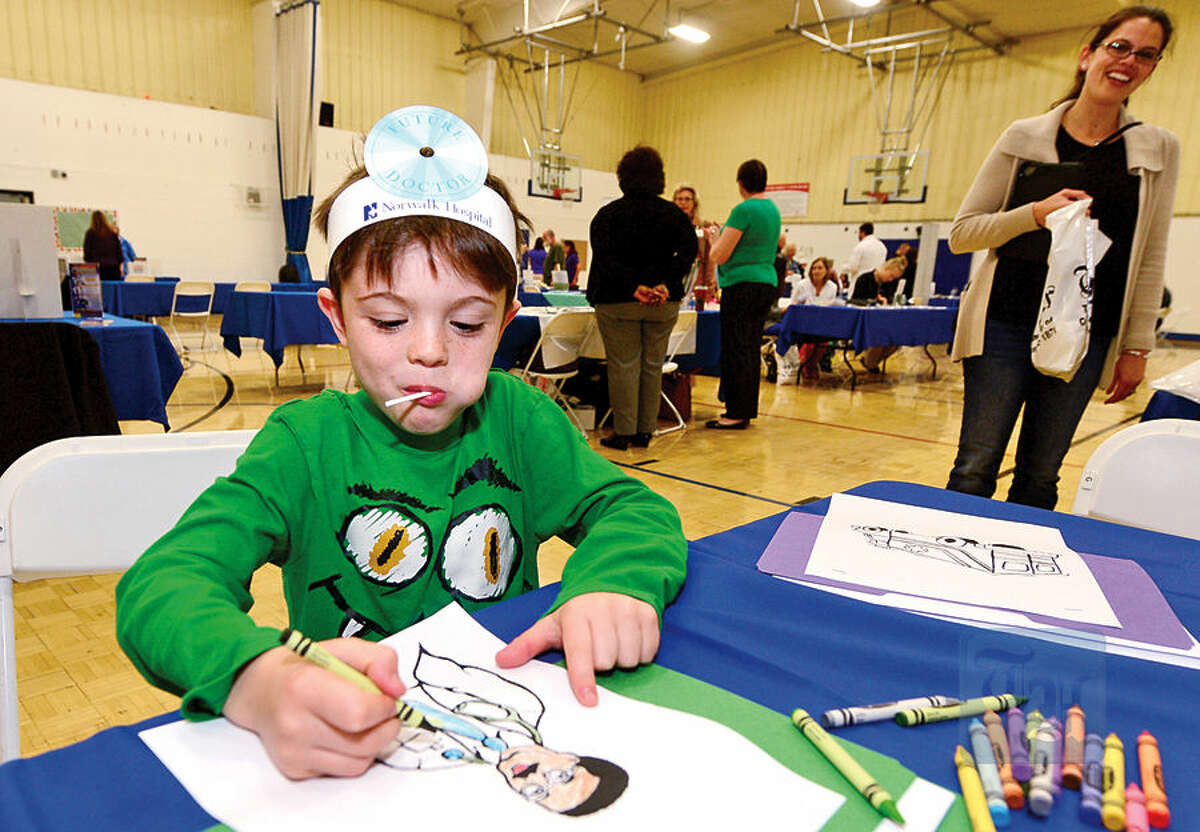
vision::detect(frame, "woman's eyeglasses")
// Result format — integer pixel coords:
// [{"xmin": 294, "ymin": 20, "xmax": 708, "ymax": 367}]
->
[{"xmin": 1099, "ymin": 40, "xmax": 1163, "ymax": 66}]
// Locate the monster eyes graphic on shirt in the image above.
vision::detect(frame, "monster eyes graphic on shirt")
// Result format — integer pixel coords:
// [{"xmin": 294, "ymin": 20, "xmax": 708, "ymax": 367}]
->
[
  {"xmin": 340, "ymin": 505, "xmax": 432, "ymax": 586},
  {"xmin": 439, "ymin": 504, "xmax": 520, "ymax": 601}
]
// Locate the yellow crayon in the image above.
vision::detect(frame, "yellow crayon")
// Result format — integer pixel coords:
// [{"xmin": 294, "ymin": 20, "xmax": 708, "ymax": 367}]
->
[
  {"xmin": 955, "ymin": 746, "xmax": 997, "ymax": 832},
  {"xmin": 1138, "ymin": 731, "xmax": 1170, "ymax": 828},
  {"xmin": 1101, "ymin": 733, "xmax": 1125, "ymax": 831},
  {"xmin": 895, "ymin": 693, "xmax": 1025, "ymax": 726},
  {"xmin": 1024, "ymin": 709, "xmax": 1044, "ymax": 750},
  {"xmin": 792, "ymin": 709, "xmax": 904, "ymax": 824}
]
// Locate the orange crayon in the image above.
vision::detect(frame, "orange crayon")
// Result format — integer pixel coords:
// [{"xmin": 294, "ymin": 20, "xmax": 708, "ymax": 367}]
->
[
  {"xmin": 1063, "ymin": 704, "xmax": 1086, "ymax": 789},
  {"xmin": 983, "ymin": 709, "xmax": 1024, "ymax": 808},
  {"xmin": 1138, "ymin": 731, "xmax": 1170, "ymax": 828}
]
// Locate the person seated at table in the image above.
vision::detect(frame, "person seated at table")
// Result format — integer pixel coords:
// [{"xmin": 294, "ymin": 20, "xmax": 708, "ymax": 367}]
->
[
  {"xmin": 116, "ymin": 136, "xmax": 687, "ymax": 781},
  {"xmin": 849, "ymin": 256, "xmax": 907, "ymax": 305},
  {"xmin": 848, "ymin": 256, "xmax": 910, "ymax": 373},
  {"xmin": 563, "ymin": 239, "xmax": 580, "ymax": 288},
  {"xmin": 779, "ymin": 256, "xmax": 838, "ymax": 384}
]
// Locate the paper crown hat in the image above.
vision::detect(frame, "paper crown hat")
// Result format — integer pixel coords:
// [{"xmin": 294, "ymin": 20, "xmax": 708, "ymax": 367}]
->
[{"xmin": 325, "ymin": 105, "xmax": 517, "ymax": 267}]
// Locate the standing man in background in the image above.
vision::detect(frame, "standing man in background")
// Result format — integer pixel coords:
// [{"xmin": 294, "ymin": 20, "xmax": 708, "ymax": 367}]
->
[
  {"xmin": 542, "ymin": 229, "xmax": 566, "ymax": 283},
  {"xmin": 840, "ymin": 222, "xmax": 887, "ymax": 297}
]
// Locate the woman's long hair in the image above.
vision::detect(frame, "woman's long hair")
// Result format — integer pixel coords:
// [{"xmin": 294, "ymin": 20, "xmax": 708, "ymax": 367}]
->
[
  {"xmin": 89, "ymin": 210, "xmax": 116, "ymax": 236},
  {"xmin": 1051, "ymin": 5, "xmax": 1172, "ymax": 108}
]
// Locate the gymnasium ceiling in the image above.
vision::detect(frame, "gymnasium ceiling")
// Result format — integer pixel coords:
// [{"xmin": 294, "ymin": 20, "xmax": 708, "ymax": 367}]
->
[{"xmin": 399, "ymin": 0, "xmax": 1131, "ymax": 78}]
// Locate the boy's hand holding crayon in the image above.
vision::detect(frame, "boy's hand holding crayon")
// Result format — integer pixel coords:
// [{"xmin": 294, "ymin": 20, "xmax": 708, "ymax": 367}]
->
[
  {"xmin": 495, "ymin": 591, "xmax": 661, "ymax": 707},
  {"xmin": 224, "ymin": 638, "xmax": 408, "ymax": 780}
]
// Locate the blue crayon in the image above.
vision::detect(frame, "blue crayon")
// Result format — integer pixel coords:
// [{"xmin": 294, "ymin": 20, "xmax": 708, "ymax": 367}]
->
[
  {"xmin": 1049, "ymin": 716, "xmax": 1064, "ymax": 797},
  {"xmin": 1028, "ymin": 721, "xmax": 1057, "ymax": 817},
  {"xmin": 969, "ymin": 718, "xmax": 1011, "ymax": 827},
  {"xmin": 1007, "ymin": 707, "xmax": 1032, "ymax": 782},
  {"xmin": 1080, "ymin": 732, "xmax": 1105, "ymax": 826}
]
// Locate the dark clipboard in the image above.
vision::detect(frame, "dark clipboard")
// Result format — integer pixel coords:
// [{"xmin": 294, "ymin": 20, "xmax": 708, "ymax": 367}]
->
[
  {"xmin": 995, "ymin": 121, "xmax": 1142, "ymax": 263},
  {"xmin": 995, "ymin": 161, "xmax": 1085, "ymax": 262}
]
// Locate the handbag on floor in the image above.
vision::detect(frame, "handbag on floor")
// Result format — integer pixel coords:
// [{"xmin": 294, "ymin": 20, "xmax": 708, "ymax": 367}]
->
[{"xmin": 1030, "ymin": 198, "xmax": 1111, "ymax": 382}]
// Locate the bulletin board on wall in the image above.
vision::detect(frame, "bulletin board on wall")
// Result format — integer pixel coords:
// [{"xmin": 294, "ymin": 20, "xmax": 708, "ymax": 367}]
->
[{"xmin": 52, "ymin": 207, "xmax": 118, "ymax": 251}]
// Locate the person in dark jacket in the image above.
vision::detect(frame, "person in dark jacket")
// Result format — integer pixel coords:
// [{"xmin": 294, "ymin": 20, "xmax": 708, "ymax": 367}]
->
[
  {"xmin": 587, "ymin": 145, "xmax": 697, "ymax": 450},
  {"xmin": 83, "ymin": 211, "xmax": 124, "ymax": 281}
]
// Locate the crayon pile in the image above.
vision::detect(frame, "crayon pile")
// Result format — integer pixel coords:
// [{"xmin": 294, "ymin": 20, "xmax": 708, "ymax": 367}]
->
[{"xmin": 951, "ymin": 703, "xmax": 1170, "ymax": 831}]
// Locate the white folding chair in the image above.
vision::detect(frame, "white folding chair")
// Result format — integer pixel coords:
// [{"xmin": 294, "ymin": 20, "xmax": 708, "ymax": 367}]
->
[
  {"xmin": 1072, "ymin": 418, "xmax": 1200, "ymax": 540},
  {"xmin": 518, "ymin": 310, "xmax": 596, "ymax": 435},
  {"xmin": 231, "ymin": 281, "xmax": 280, "ymax": 386},
  {"xmin": 656, "ymin": 310, "xmax": 698, "ymax": 435},
  {"xmin": 168, "ymin": 280, "xmax": 216, "ymax": 354},
  {"xmin": 0, "ymin": 430, "xmax": 255, "ymax": 761}
]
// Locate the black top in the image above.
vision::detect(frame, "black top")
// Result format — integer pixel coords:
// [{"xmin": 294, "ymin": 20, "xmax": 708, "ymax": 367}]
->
[
  {"xmin": 83, "ymin": 228, "xmax": 123, "ymax": 267},
  {"xmin": 988, "ymin": 126, "xmax": 1140, "ymax": 337},
  {"xmin": 850, "ymin": 270, "xmax": 880, "ymax": 303},
  {"xmin": 586, "ymin": 192, "xmax": 698, "ymax": 305}
]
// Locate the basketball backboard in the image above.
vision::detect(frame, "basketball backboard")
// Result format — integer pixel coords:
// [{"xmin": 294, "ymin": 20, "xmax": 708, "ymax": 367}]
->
[
  {"xmin": 529, "ymin": 149, "xmax": 582, "ymax": 202},
  {"xmin": 844, "ymin": 151, "xmax": 929, "ymax": 204}
]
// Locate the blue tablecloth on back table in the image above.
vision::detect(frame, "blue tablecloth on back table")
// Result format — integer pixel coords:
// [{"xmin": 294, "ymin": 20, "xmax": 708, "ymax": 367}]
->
[
  {"xmin": 101, "ymin": 280, "xmax": 238, "ymax": 317},
  {"xmin": 220, "ymin": 290, "xmax": 336, "ymax": 367},
  {"xmin": 56, "ymin": 314, "xmax": 182, "ymax": 426},
  {"xmin": 776, "ymin": 304, "xmax": 957, "ymax": 354},
  {"xmin": 1142, "ymin": 390, "xmax": 1200, "ymax": 421},
  {"xmin": 2, "ymin": 480, "xmax": 1197, "ymax": 831}
]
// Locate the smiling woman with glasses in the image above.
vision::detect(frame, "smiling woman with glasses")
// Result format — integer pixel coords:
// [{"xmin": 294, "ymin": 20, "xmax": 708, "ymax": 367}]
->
[{"xmin": 943, "ymin": 4, "xmax": 1180, "ymax": 510}]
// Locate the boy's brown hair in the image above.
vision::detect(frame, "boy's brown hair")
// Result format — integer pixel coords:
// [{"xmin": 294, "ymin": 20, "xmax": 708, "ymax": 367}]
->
[{"xmin": 313, "ymin": 168, "xmax": 530, "ymax": 309}]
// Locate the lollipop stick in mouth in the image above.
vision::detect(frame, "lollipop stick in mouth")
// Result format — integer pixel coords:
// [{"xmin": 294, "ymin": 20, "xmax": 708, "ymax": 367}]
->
[{"xmin": 384, "ymin": 391, "xmax": 433, "ymax": 407}]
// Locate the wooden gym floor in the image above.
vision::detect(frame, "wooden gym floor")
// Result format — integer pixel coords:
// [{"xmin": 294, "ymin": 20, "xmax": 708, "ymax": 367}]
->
[{"xmin": 13, "ymin": 324, "xmax": 1200, "ymax": 757}]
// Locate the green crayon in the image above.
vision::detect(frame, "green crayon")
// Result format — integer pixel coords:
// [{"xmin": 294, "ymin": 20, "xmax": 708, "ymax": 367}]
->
[
  {"xmin": 280, "ymin": 628, "xmax": 427, "ymax": 729},
  {"xmin": 792, "ymin": 708, "xmax": 905, "ymax": 824},
  {"xmin": 895, "ymin": 693, "xmax": 1026, "ymax": 727}
]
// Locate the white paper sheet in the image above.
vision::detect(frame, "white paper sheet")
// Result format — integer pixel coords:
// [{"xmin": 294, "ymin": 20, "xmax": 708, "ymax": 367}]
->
[
  {"xmin": 140, "ymin": 605, "xmax": 845, "ymax": 830},
  {"xmin": 808, "ymin": 494, "xmax": 1119, "ymax": 627}
]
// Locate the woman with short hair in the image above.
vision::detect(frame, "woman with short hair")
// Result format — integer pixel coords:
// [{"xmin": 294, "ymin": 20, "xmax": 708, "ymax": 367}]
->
[
  {"xmin": 588, "ymin": 146, "xmax": 698, "ymax": 450},
  {"xmin": 705, "ymin": 159, "xmax": 782, "ymax": 429}
]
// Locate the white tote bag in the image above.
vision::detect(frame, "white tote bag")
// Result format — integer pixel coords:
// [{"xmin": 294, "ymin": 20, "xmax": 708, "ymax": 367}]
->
[{"xmin": 1030, "ymin": 198, "xmax": 1112, "ymax": 382}]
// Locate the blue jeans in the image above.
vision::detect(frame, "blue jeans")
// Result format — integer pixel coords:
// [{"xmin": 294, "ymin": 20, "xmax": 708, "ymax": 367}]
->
[{"xmin": 947, "ymin": 319, "xmax": 1110, "ymax": 510}]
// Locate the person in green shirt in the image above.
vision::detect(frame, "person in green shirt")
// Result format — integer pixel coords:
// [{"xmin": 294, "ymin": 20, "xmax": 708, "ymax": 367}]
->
[
  {"xmin": 705, "ymin": 159, "xmax": 782, "ymax": 429},
  {"xmin": 541, "ymin": 229, "xmax": 566, "ymax": 284},
  {"xmin": 116, "ymin": 135, "xmax": 686, "ymax": 784}
]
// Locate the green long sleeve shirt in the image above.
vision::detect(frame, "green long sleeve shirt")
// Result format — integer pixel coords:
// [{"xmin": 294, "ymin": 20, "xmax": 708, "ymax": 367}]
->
[{"xmin": 116, "ymin": 371, "xmax": 686, "ymax": 719}]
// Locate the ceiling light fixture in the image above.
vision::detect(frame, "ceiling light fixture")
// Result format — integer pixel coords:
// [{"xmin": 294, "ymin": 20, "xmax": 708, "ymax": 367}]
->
[
  {"xmin": 668, "ymin": 23, "xmax": 710, "ymax": 44},
  {"xmin": 850, "ymin": 0, "xmax": 882, "ymax": 7}
]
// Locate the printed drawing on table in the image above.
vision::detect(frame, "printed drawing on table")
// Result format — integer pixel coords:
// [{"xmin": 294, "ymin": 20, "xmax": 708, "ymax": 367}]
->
[
  {"xmin": 380, "ymin": 646, "xmax": 628, "ymax": 816},
  {"xmin": 852, "ymin": 526, "xmax": 1065, "ymax": 577}
]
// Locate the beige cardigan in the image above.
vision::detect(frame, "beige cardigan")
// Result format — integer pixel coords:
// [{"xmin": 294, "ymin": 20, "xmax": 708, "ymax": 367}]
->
[{"xmin": 949, "ymin": 101, "xmax": 1180, "ymax": 388}]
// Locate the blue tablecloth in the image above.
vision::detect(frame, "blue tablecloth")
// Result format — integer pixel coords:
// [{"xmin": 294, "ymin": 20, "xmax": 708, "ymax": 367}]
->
[
  {"xmin": 101, "ymin": 280, "xmax": 238, "ymax": 317},
  {"xmin": 775, "ymin": 304, "xmax": 957, "ymax": 354},
  {"xmin": 272, "ymin": 281, "xmax": 327, "ymax": 292},
  {"xmin": 2, "ymin": 481, "xmax": 1197, "ymax": 831},
  {"xmin": 52, "ymin": 314, "xmax": 182, "ymax": 426},
  {"xmin": 220, "ymin": 290, "xmax": 337, "ymax": 367},
  {"xmin": 1142, "ymin": 390, "xmax": 1200, "ymax": 421},
  {"xmin": 928, "ymin": 296, "xmax": 960, "ymax": 309}
]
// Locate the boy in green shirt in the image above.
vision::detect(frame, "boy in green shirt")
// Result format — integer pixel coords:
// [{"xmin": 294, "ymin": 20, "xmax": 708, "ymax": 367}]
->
[{"xmin": 116, "ymin": 110, "xmax": 686, "ymax": 783}]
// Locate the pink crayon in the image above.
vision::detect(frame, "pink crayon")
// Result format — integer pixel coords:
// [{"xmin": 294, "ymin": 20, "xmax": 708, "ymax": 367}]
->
[
  {"xmin": 1008, "ymin": 706, "xmax": 1032, "ymax": 782},
  {"xmin": 1126, "ymin": 783, "xmax": 1149, "ymax": 832}
]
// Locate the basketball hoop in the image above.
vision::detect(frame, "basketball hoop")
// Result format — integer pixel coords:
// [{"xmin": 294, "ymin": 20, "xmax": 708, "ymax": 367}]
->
[
  {"xmin": 865, "ymin": 191, "xmax": 891, "ymax": 204},
  {"xmin": 552, "ymin": 187, "xmax": 578, "ymax": 200}
]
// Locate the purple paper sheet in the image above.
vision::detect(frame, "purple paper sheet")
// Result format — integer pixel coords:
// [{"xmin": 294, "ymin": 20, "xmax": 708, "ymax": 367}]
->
[{"xmin": 756, "ymin": 511, "xmax": 1193, "ymax": 651}]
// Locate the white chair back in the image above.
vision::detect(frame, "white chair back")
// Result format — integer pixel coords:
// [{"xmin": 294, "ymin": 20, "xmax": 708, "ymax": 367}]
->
[
  {"xmin": 1072, "ymin": 418, "xmax": 1200, "ymax": 539},
  {"xmin": 235, "ymin": 281, "xmax": 271, "ymax": 292},
  {"xmin": 0, "ymin": 430, "xmax": 255, "ymax": 761},
  {"xmin": 662, "ymin": 310, "xmax": 698, "ymax": 374},
  {"xmin": 522, "ymin": 310, "xmax": 596, "ymax": 376}
]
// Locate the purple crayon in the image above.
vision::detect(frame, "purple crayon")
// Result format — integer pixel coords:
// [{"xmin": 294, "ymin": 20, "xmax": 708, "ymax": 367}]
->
[
  {"xmin": 1049, "ymin": 716, "xmax": 1064, "ymax": 797},
  {"xmin": 1008, "ymin": 706, "xmax": 1032, "ymax": 782},
  {"xmin": 1080, "ymin": 732, "xmax": 1105, "ymax": 826}
]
